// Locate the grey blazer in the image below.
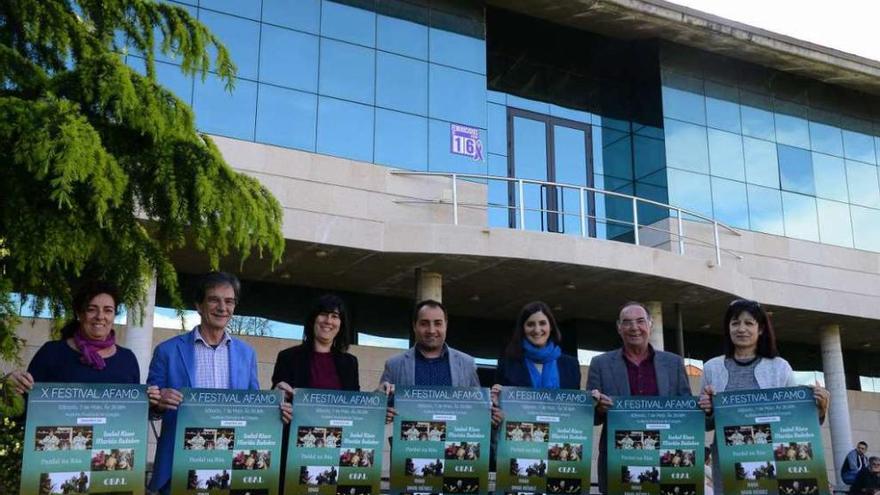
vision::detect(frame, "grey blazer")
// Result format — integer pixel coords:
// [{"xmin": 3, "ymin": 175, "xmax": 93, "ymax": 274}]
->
[
  {"xmin": 379, "ymin": 345, "xmax": 480, "ymax": 386},
  {"xmin": 586, "ymin": 348, "xmax": 693, "ymax": 494}
]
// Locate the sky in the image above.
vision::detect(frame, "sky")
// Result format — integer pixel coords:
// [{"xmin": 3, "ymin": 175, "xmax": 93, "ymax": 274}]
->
[{"xmin": 667, "ymin": 0, "xmax": 880, "ymax": 62}]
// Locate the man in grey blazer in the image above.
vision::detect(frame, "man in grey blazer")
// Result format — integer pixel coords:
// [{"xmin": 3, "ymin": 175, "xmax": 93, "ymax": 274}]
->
[{"xmin": 587, "ymin": 301, "xmax": 692, "ymax": 494}]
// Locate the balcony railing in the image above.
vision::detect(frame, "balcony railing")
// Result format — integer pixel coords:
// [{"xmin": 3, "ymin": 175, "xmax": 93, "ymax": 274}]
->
[{"xmin": 392, "ymin": 171, "xmax": 742, "ymax": 266}]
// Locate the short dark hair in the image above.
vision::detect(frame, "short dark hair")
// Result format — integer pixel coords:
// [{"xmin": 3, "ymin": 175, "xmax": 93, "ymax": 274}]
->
[
  {"xmin": 505, "ymin": 301, "xmax": 562, "ymax": 359},
  {"xmin": 303, "ymin": 294, "xmax": 350, "ymax": 353},
  {"xmin": 722, "ymin": 299, "xmax": 779, "ymax": 358},
  {"xmin": 412, "ymin": 299, "xmax": 447, "ymax": 324},
  {"xmin": 858, "ymin": 441, "xmax": 869, "ymax": 448},
  {"xmin": 194, "ymin": 272, "xmax": 241, "ymax": 306},
  {"xmin": 617, "ymin": 301, "xmax": 651, "ymax": 323},
  {"xmin": 60, "ymin": 280, "xmax": 120, "ymax": 339}
]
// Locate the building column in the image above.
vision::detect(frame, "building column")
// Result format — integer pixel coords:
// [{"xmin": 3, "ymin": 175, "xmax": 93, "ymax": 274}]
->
[
  {"xmin": 675, "ymin": 303, "xmax": 685, "ymax": 357},
  {"xmin": 125, "ymin": 276, "xmax": 157, "ymax": 383},
  {"xmin": 645, "ymin": 301, "xmax": 664, "ymax": 351},
  {"xmin": 820, "ymin": 323, "xmax": 852, "ymax": 488},
  {"xmin": 415, "ymin": 270, "xmax": 442, "ymax": 302}
]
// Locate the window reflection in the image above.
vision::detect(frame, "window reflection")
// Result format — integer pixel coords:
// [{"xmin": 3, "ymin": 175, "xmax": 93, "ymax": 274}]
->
[
  {"xmin": 255, "ymin": 85, "xmax": 317, "ymax": 151},
  {"xmin": 742, "ymin": 137, "xmax": 778, "ymax": 188},
  {"xmin": 487, "ymin": 103, "xmax": 507, "ymax": 156},
  {"xmin": 707, "ymin": 129, "xmax": 745, "ymax": 181},
  {"xmin": 429, "ymin": 28, "xmax": 485, "ymax": 74},
  {"xmin": 711, "ymin": 177, "xmax": 749, "ymax": 229},
  {"xmin": 668, "ymin": 168, "xmax": 712, "ymax": 218},
  {"xmin": 705, "ymin": 82, "xmax": 740, "ymax": 133},
  {"xmin": 259, "ymin": 26, "xmax": 319, "ymax": 92},
  {"xmin": 377, "ymin": 13, "xmax": 428, "ymax": 60},
  {"xmin": 851, "ymin": 205, "xmax": 880, "ymax": 251},
  {"xmin": 816, "ymin": 199, "xmax": 853, "ymax": 248},
  {"xmin": 774, "ymin": 113, "xmax": 810, "ymax": 149},
  {"xmin": 263, "ymin": 0, "xmax": 320, "ymax": 34},
  {"xmin": 741, "ymin": 105, "xmax": 775, "ymax": 141},
  {"xmin": 200, "ymin": 0, "xmax": 260, "ymax": 20},
  {"xmin": 319, "ymin": 39, "xmax": 375, "ymax": 104},
  {"xmin": 199, "ymin": 9, "xmax": 260, "ymax": 80},
  {"xmin": 778, "ymin": 145, "xmax": 814, "ymax": 195},
  {"xmin": 193, "ymin": 75, "xmax": 257, "ymax": 140},
  {"xmin": 316, "ymin": 97, "xmax": 374, "ymax": 162},
  {"xmin": 320, "ymin": 0, "xmax": 376, "ymax": 47},
  {"xmin": 781, "ymin": 192, "xmax": 819, "ymax": 242},
  {"xmin": 809, "ymin": 121, "xmax": 843, "ymax": 157},
  {"xmin": 428, "ymin": 64, "xmax": 486, "ymax": 128},
  {"xmin": 747, "ymin": 184, "xmax": 784, "ymax": 235},
  {"xmin": 664, "ymin": 119, "xmax": 709, "ymax": 173},
  {"xmin": 374, "ymin": 108, "xmax": 428, "ymax": 171},
  {"xmin": 376, "ymin": 52, "xmax": 428, "ymax": 116},
  {"xmin": 846, "ymin": 161, "xmax": 880, "ymax": 208},
  {"xmin": 812, "ymin": 153, "xmax": 848, "ymax": 202},
  {"xmin": 842, "ymin": 129, "xmax": 877, "ymax": 164}
]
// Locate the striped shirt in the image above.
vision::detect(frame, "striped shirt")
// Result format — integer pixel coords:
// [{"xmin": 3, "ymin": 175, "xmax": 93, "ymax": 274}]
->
[{"xmin": 192, "ymin": 326, "xmax": 231, "ymax": 388}]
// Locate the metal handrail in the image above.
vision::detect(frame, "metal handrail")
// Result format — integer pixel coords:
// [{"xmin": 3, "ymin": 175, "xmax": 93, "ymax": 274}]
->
[{"xmin": 391, "ymin": 171, "xmax": 742, "ymax": 266}]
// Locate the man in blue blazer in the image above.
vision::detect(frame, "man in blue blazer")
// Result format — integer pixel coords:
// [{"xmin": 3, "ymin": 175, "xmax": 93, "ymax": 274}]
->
[
  {"xmin": 587, "ymin": 301, "xmax": 692, "ymax": 494},
  {"xmin": 147, "ymin": 272, "xmax": 289, "ymax": 494}
]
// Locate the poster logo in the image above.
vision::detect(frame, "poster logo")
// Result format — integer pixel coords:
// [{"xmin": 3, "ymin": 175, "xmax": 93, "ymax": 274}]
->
[{"xmin": 450, "ymin": 123, "xmax": 484, "ymax": 161}]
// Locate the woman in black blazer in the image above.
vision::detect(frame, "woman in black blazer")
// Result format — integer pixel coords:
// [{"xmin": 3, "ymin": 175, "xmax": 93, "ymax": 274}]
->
[
  {"xmin": 272, "ymin": 294, "xmax": 359, "ymax": 493},
  {"xmin": 495, "ymin": 301, "xmax": 581, "ymax": 389}
]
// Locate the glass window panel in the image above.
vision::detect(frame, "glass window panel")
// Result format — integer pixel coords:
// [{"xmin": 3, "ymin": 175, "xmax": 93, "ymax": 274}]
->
[
  {"xmin": 321, "ymin": 1, "xmax": 375, "ymax": 47},
  {"xmin": 707, "ymin": 129, "xmax": 745, "ymax": 181},
  {"xmin": 316, "ymin": 97, "xmax": 374, "ymax": 162},
  {"xmin": 706, "ymin": 97, "xmax": 740, "ymax": 133},
  {"xmin": 429, "ymin": 28, "xmax": 485, "ymax": 74},
  {"xmin": 775, "ymin": 113, "xmax": 810, "ymax": 149},
  {"xmin": 428, "ymin": 118, "xmax": 487, "ymax": 175},
  {"xmin": 488, "ymin": 162, "xmax": 511, "ymax": 228},
  {"xmin": 263, "ymin": 0, "xmax": 320, "ymax": 33},
  {"xmin": 781, "ymin": 192, "xmax": 819, "ymax": 242},
  {"xmin": 487, "ymin": 103, "xmax": 507, "ymax": 157},
  {"xmin": 664, "ymin": 119, "xmax": 709, "ymax": 173},
  {"xmin": 633, "ymin": 135, "xmax": 665, "ymax": 179},
  {"xmin": 319, "ymin": 39, "xmax": 375, "ymax": 104},
  {"xmin": 809, "ymin": 121, "xmax": 843, "ymax": 157},
  {"xmin": 602, "ymin": 128, "xmax": 632, "ymax": 180},
  {"xmin": 711, "ymin": 177, "xmax": 749, "ymax": 229},
  {"xmin": 147, "ymin": 4, "xmax": 197, "ymax": 64},
  {"xmin": 200, "ymin": 0, "xmax": 260, "ymax": 18},
  {"xmin": 507, "ymin": 95, "xmax": 550, "ymax": 115},
  {"xmin": 554, "ymin": 126, "xmax": 588, "ymax": 185},
  {"xmin": 375, "ymin": 52, "xmax": 428, "ymax": 116},
  {"xmin": 851, "ymin": 205, "xmax": 880, "ymax": 251},
  {"xmin": 255, "ymin": 84, "xmax": 317, "ymax": 151},
  {"xmin": 846, "ymin": 160, "xmax": 880, "ymax": 208},
  {"xmin": 199, "ymin": 10, "xmax": 260, "ymax": 80},
  {"xmin": 377, "ymin": 14, "xmax": 428, "ymax": 60},
  {"xmin": 777, "ymin": 144, "xmax": 814, "ymax": 195},
  {"xmin": 512, "ymin": 117, "xmax": 547, "ymax": 231},
  {"xmin": 743, "ymin": 137, "xmax": 779, "ymax": 188},
  {"xmin": 741, "ymin": 105, "xmax": 775, "ymax": 141},
  {"xmin": 812, "ymin": 153, "xmax": 848, "ymax": 202},
  {"xmin": 662, "ymin": 87, "xmax": 705, "ymax": 125},
  {"xmin": 374, "ymin": 109, "xmax": 428, "ymax": 170},
  {"xmin": 193, "ymin": 75, "xmax": 257, "ymax": 140},
  {"xmin": 816, "ymin": 199, "xmax": 853, "ymax": 248},
  {"xmin": 259, "ymin": 26, "xmax": 318, "ymax": 92},
  {"xmin": 842, "ymin": 130, "xmax": 877, "ymax": 164},
  {"xmin": 428, "ymin": 64, "xmax": 486, "ymax": 128},
  {"xmin": 668, "ymin": 168, "xmax": 712, "ymax": 218},
  {"xmin": 155, "ymin": 60, "xmax": 194, "ymax": 104},
  {"xmin": 747, "ymin": 184, "xmax": 784, "ymax": 235},
  {"xmin": 550, "ymin": 105, "xmax": 592, "ymax": 124}
]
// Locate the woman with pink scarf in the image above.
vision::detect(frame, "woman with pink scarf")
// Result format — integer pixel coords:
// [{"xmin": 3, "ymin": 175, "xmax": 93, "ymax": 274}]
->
[{"xmin": 7, "ymin": 281, "xmax": 160, "ymax": 406}]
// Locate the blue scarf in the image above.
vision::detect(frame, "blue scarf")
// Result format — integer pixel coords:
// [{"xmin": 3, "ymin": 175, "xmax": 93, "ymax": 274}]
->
[{"xmin": 523, "ymin": 340, "xmax": 561, "ymax": 389}]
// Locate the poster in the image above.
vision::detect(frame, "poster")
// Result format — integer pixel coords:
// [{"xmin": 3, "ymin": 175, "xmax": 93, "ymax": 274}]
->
[
  {"xmin": 21, "ymin": 382, "xmax": 149, "ymax": 495},
  {"xmin": 714, "ymin": 386, "xmax": 829, "ymax": 495},
  {"xmin": 607, "ymin": 396, "xmax": 705, "ymax": 495},
  {"xmin": 390, "ymin": 386, "xmax": 491, "ymax": 495},
  {"xmin": 284, "ymin": 389, "xmax": 387, "ymax": 495},
  {"xmin": 171, "ymin": 388, "xmax": 284, "ymax": 495},
  {"xmin": 495, "ymin": 387, "xmax": 594, "ymax": 495}
]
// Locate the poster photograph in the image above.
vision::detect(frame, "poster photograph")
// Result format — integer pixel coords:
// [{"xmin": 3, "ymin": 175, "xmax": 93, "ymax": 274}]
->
[
  {"xmin": 607, "ymin": 396, "xmax": 705, "ymax": 495},
  {"xmin": 284, "ymin": 389, "xmax": 387, "ymax": 495},
  {"xmin": 714, "ymin": 386, "xmax": 829, "ymax": 495},
  {"xmin": 495, "ymin": 387, "xmax": 594, "ymax": 495},
  {"xmin": 20, "ymin": 383, "xmax": 149, "ymax": 495},
  {"xmin": 390, "ymin": 386, "xmax": 491, "ymax": 495},
  {"xmin": 171, "ymin": 388, "xmax": 284, "ymax": 495}
]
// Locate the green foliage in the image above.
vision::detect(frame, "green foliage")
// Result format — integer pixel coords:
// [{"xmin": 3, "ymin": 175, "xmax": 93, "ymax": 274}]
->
[
  {"xmin": 0, "ymin": 1, "xmax": 284, "ymax": 354},
  {"xmin": 0, "ymin": 378, "xmax": 25, "ymax": 494}
]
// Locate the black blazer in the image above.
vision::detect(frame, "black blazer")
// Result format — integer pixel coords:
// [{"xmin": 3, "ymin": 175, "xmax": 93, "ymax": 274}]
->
[
  {"xmin": 271, "ymin": 343, "xmax": 360, "ymax": 391},
  {"xmin": 495, "ymin": 353, "xmax": 581, "ymax": 389}
]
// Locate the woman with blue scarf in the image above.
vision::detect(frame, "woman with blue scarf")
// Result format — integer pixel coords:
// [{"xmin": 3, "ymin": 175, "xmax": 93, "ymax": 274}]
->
[{"xmin": 495, "ymin": 301, "xmax": 581, "ymax": 389}]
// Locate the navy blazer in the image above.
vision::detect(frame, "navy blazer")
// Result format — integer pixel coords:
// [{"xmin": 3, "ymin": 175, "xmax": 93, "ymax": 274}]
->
[
  {"xmin": 495, "ymin": 353, "xmax": 582, "ymax": 389},
  {"xmin": 147, "ymin": 329, "xmax": 260, "ymax": 493}
]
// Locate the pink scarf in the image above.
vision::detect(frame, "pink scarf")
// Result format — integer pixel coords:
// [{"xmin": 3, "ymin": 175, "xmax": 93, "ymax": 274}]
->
[{"xmin": 73, "ymin": 328, "xmax": 116, "ymax": 370}]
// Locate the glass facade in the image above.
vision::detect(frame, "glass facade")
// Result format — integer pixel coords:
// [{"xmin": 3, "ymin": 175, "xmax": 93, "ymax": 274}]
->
[
  {"xmin": 130, "ymin": 0, "xmax": 487, "ymax": 174},
  {"xmin": 661, "ymin": 44, "xmax": 880, "ymax": 251}
]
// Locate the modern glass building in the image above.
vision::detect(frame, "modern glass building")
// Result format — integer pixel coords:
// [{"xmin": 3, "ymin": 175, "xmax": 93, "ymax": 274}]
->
[{"xmin": 65, "ymin": 0, "xmax": 880, "ymax": 484}]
